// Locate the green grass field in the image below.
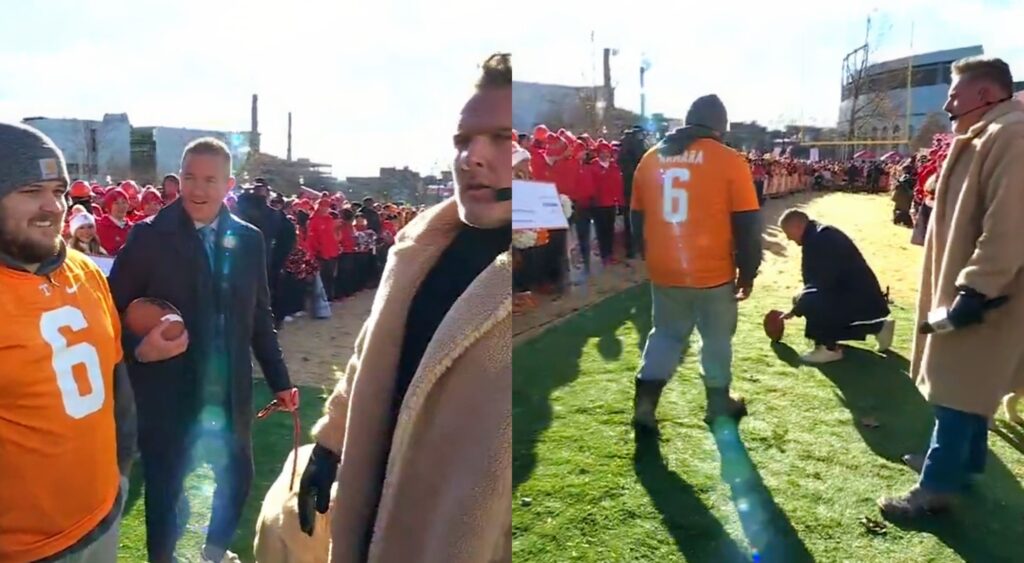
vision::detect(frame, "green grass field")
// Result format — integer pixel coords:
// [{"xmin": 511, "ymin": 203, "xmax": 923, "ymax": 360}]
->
[
  {"xmin": 117, "ymin": 383, "xmax": 329, "ymax": 562},
  {"xmin": 512, "ymin": 193, "xmax": 1024, "ymax": 562}
]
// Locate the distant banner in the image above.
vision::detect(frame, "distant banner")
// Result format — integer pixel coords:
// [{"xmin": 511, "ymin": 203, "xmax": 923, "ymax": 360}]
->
[
  {"xmin": 772, "ymin": 147, "xmax": 783, "ymax": 158},
  {"xmin": 809, "ymin": 148, "xmax": 820, "ymax": 162}
]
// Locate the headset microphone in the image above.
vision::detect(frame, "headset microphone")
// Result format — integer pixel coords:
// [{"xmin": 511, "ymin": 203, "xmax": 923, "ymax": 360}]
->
[
  {"xmin": 495, "ymin": 187, "xmax": 512, "ymax": 201},
  {"xmin": 948, "ymin": 96, "xmax": 1012, "ymax": 123}
]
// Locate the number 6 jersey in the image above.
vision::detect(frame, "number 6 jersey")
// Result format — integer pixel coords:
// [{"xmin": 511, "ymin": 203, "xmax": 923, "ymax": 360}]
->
[
  {"xmin": 0, "ymin": 249, "xmax": 122, "ymax": 563},
  {"xmin": 631, "ymin": 136, "xmax": 759, "ymax": 288}
]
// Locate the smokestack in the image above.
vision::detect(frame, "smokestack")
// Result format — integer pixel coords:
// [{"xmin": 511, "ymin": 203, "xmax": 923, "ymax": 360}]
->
[
  {"xmin": 287, "ymin": 112, "xmax": 292, "ymax": 162},
  {"xmin": 603, "ymin": 48, "xmax": 614, "ymax": 108},
  {"xmin": 251, "ymin": 94, "xmax": 260, "ymax": 153}
]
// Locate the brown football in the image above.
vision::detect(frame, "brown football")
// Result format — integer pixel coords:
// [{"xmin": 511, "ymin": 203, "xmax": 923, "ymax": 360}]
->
[
  {"xmin": 124, "ymin": 298, "xmax": 185, "ymax": 340},
  {"xmin": 763, "ymin": 309, "xmax": 786, "ymax": 342}
]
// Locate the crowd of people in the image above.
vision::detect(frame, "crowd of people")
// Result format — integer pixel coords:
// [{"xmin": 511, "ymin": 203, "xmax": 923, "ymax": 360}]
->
[
  {"xmin": 511, "ymin": 54, "xmax": 1024, "ymax": 529},
  {"xmin": 1, "ymin": 51, "xmax": 512, "ymax": 563},
  {"xmin": 508, "ymin": 124, "xmax": 941, "ymax": 300},
  {"xmin": 57, "ymin": 174, "xmax": 427, "ymax": 328}
]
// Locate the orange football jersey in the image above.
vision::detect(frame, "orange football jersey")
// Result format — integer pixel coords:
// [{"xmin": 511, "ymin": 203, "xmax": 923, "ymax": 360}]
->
[
  {"xmin": 0, "ymin": 249, "xmax": 122, "ymax": 562},
  {"xmin": 631, "ymin": 138, "xmax": 759, "ymax": 288}
]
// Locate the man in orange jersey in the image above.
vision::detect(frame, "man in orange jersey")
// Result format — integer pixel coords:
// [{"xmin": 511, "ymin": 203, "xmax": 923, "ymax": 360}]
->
[
  {"xmin": 0, "ymin": 121, "xmax": 136, "ymax": 562},
  {"xmin": 629, "ymin": 95, "xmax": 763, "ymax": 431}
]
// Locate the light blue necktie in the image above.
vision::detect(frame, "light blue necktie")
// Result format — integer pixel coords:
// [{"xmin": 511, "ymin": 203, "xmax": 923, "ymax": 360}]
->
[{"xmin": 199, "ymin": 225, "xmax": 216, "ymax": 270}]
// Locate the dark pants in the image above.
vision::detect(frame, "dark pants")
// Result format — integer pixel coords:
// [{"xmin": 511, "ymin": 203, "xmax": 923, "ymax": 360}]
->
[
  {"xmin": 920, "ymin": 405, "xmax": 988, "ymax": 493},
  {"xmin": 754, "ymin": 179, "xmax": 765, "ymax": 205},
  {"xmin": 367, "ymin": 249, "xmax": 383, "ymax": 289},
  {"xmin": 622, "ymin": 202, "xmax": 635, "ymax": 258},
  {"xmin": 544, "ymin": 229, "xmax": 569, "ymax": 290},
  {"xmin": 513, "ymin": 246, "xmax": 547, "ymax": 292},
  {"xmin": 799, "ymin": 290, "xmax": 885, "ymax": 346},
  {"xmin": 592, "ymin": 206, "xmax": 616, "ymax": 260},
  {"xmin": 139, "ymin": 422, "xmax": 253, "ymax": 563},
  {"xmin": 277, "ymin": 273, "xmax": 309, "ymax": 319},
  {"xmin": 573, "ymin": 207, "xmax": 593, "ymax": 272},
  {"xmin": 318, "ymin": 258, "xmax": 338, "ymax": 301},
  {"xmin": 356, "ymin": 253, "xmax": 374, "ymax": 290},
  {"xmin": 335, "ymin": 253, "xmax": 358, "ymax": 297}
]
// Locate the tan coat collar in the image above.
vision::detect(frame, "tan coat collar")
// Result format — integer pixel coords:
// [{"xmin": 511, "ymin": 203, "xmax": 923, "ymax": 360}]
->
[
  {"xmin": 384, "ymin": 197, "xmax": 512, "ymax": 426},
  {"xmin": 936, "ymin": 99, "xmax": 1024, "ymax": 203},
  {"xmin": 334, "ymin": 197, "xmax": 511, "ymax": 561}
]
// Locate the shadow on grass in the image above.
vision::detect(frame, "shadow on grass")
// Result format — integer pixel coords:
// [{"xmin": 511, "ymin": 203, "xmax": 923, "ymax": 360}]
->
[
  {"xmin": 629, "ymin": 286, "xmax": 652, "ymax": 352},
  {"xmin": 992, "ymin": 420, "xmax": 1024, "ymax": 457},
  {"xmin": 762, "ymin": 225, "xmax": 789, "ymax": 258},
  {"xmin": 772, "ymin": 342, "xmax": 1024, "ymax": 563},
  {"xmin": 120, "ymin": 383, "xmax": 327, "ymax": 562},
  {"xmin": 513, "ymin": 285, "xmax": 648, "ymax": 491},
  {"xmin": 772, "ymin": 342, "xmax": 931, "ymax": 460},
  {"xmin": 633, "ymin": 430, "xmax": 748, "ymax": 563},
  {"xmin": 709, "ymin": 420, "xmax": 815, "ymax": 563}
]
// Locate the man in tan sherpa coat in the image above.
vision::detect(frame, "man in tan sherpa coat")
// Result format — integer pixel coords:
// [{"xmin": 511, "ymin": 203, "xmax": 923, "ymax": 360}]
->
[
  {"xmin": 879, "ymin": 56, "xmax": 1024, "ymax": 519},
  {"xmin": 293, "ymin": 53, "xmax": 512, "ymax": 563}
]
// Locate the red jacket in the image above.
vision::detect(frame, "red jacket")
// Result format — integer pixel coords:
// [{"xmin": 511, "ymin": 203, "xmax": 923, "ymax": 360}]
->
[
  {"xmin": 307, "ymin": 213, "xmax": 341, "ymax": 259},
  {"xmin": 95, "ymin": 215, "xmax": 131, "ymax": 255},
  {"xmin": 337, "ymin": 222, "xmax": 357, "ymax": 253},
  {"xmin": 590, "ymin": 161, "xmax": 624, "ymax": 207},
  {"xmin": 531, "ymin": 152, "xmax": 580, "ymax": 199}
]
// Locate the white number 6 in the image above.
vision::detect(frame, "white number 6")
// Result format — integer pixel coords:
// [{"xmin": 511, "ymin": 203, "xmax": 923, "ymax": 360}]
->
[
  {"xmin": 662, "ymin": 168, "xmax": 690, "ymax": 223},
  {"xmin": 40, "ymin": 306, "xmax": 106, "ymax": 419}
]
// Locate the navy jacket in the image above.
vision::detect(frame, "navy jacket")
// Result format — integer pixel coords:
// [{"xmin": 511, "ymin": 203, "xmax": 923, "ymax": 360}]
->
[
  {"xmin": 108, "ymin": 199, "xmax": 290, "ymax": 441},
  {"xmin": 794, "ymin": 220, "xmax": 889, "ymax": 322}
]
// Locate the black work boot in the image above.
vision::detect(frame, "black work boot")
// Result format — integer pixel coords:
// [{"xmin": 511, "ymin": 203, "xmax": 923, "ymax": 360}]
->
[
  {"xmin": 632, "ymin": 379, "xmax": 668, "ymax": 433},
  {"xmin": 704, "ymin": 386, "xmax": 747, "ymax": 425}
]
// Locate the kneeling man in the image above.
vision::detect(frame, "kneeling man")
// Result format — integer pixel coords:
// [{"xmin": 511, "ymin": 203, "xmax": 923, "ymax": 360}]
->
[{"xmin": 780, "ymin": 209, "xmax": 894, "ymax": 363}]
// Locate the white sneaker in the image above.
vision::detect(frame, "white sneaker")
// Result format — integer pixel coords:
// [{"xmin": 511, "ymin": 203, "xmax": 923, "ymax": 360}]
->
[
  {"xmin": 284, "ymin": 315, "xmax": 295, "ymax": 323},
  {"xmin": 876, "ymin": 319, "xmax": 896, "ymax": 352},
  {"xmin": 801, "ymin": 345, "xmax": 843, "ymax": 364},
  {"xmin": 200, "ymin": 547, "xmax": 242, "ymax": 563},
  {"xmin": 295, "ymin": 311, "xmax": 306, "ymax": 318}
]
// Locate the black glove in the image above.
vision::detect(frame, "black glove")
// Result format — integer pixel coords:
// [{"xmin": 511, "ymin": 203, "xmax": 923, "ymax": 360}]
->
[
  {"xmin": 947, "ymin": 287, "xmax": 993, "ymax": 328},
  {"xmin": 297, "ymin": 443, "xmax": 340, "ymax": 536},
  {"xmin": 946, "ymin": 286, "xmax": 1011, "ymax": 331}
]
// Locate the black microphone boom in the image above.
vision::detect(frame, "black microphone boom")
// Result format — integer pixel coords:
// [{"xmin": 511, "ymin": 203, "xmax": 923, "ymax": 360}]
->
[
  {"xmin": 495, "ymin": 187, "xmax": 512, "ymax": 201},
  {"xmin": 948, "ymin": 96, "xmax": 1012, "ymax": 122}
]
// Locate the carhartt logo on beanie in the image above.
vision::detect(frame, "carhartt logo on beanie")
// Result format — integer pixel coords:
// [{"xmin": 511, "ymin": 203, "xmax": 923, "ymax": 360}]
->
[
  {"xmin": 685, "ymin": 94, "xmax": 729, "ymax": 134},
  {"xmin": 0, "ymin": 121, "xmax": 70, "ymax": 199}
]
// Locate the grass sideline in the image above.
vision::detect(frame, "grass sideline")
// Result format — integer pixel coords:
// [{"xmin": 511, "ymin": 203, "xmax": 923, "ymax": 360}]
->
[
  {"xmin": 117, "ymin": 383, "xmax": 329, "ymax": 562},
  {"xmin": 512, "ymin": 192, "xmax": 1024, "ymax": 562}
]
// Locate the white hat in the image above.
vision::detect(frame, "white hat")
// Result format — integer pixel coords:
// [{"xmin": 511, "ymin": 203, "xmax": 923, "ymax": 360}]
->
[
  {"xmin": 69, "ymin": 212, "xmax": 96, "ymax": 235},
  {"xmin": 513, "ymin": 146, "xmax": 531, "ymax": 167}
]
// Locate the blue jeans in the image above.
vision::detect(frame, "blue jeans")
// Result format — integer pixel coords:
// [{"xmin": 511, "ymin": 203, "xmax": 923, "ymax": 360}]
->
[
  {"xmin": 919, "ymin": 405, "xmax": 988, "ymax": 493},
  {"xmin": 637, "ymin": 283, "xmax": 738, "ymax": 389}
]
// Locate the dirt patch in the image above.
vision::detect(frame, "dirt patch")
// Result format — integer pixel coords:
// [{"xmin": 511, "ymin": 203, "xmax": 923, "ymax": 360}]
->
[{"xmin": 255, "ymin": 290, "xmax": 376, "ymax": 389}]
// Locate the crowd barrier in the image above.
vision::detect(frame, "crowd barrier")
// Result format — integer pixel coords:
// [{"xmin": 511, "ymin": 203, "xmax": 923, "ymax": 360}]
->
[{"xmin": 763, "ymin": 173, "xmax": 812, "ymax": 198}]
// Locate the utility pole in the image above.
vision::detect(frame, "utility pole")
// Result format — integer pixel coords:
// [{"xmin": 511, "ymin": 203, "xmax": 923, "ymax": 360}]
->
[
  {"xmin": 287, "ymin": 112, "xmax": 293, "ymax": 161},
  {"xmin": 904, "ymin": 21, "xmax": 914, "ymax": 151},
  {"xmin": 640, "ymin": 55, "xmax": 652, "ymax": 120}
]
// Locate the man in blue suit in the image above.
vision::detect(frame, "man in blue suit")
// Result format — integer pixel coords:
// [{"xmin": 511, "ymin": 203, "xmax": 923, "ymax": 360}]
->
[{"xmin": 109, "ymin": 137, "xmax": 297, "ymax": 563}]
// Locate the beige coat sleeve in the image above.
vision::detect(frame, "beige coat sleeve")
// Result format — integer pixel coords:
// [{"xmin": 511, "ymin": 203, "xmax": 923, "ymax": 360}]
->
[
  {"xmin": 955, "ymin": 126, "xmax": 1024, "ymax": 298},
  {"xmin": 311, "ymin": 323, "xmax": 369, "ymax": 456}
]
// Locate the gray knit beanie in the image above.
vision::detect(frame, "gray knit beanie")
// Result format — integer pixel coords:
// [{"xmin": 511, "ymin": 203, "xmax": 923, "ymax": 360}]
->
[
  {"xmin": 685, "ymin": 94, "xmax": 729, "ymax": 134},
  {"xmin": 0, "ymin": 121, "xmax": 70, "ymax": 200}
]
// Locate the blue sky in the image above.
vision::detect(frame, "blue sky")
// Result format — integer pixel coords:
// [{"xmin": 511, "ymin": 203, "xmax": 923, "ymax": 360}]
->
[
  {"xmin": 0, "ymin": 0, "xmax": 511, "ymax": 177},
  {"xmin": 514, "ymin": 0, "xmax": 1024, "ymax": 130}
]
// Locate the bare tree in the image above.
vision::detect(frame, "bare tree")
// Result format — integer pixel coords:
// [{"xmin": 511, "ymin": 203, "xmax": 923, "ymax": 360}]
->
[
  {"xmin": 838, "ymin": 16, "xmax": 908, "ymax": 156},
  {"xmin": 910, "ymin": 112, "xmax": 949, "ymax": 152}
]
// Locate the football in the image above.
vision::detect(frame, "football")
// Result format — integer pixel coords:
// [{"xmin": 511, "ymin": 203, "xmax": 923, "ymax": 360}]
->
[
  {"xmin": 124, "ymin": 298, "xmax": 185, "ymax": 340},
  {"xmin": 763, "ymin": 309, "xmax": 786, "ymax": 342}
]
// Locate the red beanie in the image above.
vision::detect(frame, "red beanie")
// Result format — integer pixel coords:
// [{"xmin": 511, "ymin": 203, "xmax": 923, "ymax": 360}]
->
[{"xmin": 102, "ymin": 187, "xmax": 128, "ymax": 212}]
